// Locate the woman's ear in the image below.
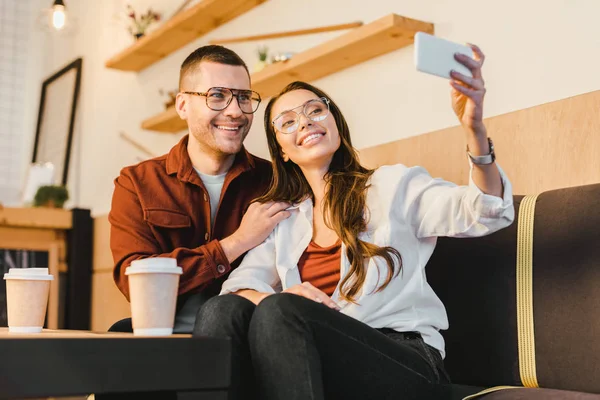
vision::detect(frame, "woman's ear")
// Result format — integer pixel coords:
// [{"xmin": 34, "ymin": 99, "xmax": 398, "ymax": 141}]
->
[{"xmin": 281, "ymin": 152, "xmax": 290, "ymax": 162}]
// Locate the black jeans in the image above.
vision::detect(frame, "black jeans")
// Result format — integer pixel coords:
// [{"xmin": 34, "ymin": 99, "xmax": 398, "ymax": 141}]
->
[{"xmin": 194, "ymin": 293, "xmax": 450, "ymax": 400}]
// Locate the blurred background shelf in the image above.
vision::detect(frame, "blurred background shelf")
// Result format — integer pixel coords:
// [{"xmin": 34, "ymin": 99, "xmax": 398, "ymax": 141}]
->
[
  {"xmin": 105, "ymin": 0, "xmax": 268, "ymax": 72},
  {"xmin": 0, "ymin": 207, "xmax": 72, "ymax": 229},
  {"xmin": 141, "ymin": 13, "xmax": 433, "ymax": 133},
  {"xmin": 140, "ymin": 106, "xmax": 185, "ymax": 133},
  {"xmin": 252, "ymin": 14, "xmax": 433, "ymax": 98}
]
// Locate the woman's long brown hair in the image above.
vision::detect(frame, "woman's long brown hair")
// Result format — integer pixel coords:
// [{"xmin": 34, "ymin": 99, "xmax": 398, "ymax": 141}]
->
[{"xmin": 257, "ymin": 81, "xmax": 401, "ymax": 302}]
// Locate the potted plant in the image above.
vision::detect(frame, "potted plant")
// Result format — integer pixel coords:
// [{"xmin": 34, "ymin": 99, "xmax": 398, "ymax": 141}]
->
[
  {"xmin": 33, "ymin": 185, "xmax": 69, "ymax": 208},
  {"xmin": 254, "ymin": 45, "xmax": 269, "ymax": 72},
  {"xmin": 126, "ymin": 4, "xmax": 161, "ymax": 40}
]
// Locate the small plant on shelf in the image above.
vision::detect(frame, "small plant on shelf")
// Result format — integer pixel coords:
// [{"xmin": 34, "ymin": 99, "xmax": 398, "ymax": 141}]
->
[
  {"xmin": 126, "ymin": 4, "xmax": 161, "ymax": 40},
  {"xmin": 254, "ymin": 45, "xmax": 269, "ymax": 72},
  {"xmin": 33, "ymin": 185, "xmax": 69, "ymax": 209}
]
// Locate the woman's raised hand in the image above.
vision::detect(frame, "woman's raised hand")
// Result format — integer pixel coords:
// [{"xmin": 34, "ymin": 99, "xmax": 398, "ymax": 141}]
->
[{"xmin": 450, "ymin": 44, "xmax": 487, "ymax": 136}]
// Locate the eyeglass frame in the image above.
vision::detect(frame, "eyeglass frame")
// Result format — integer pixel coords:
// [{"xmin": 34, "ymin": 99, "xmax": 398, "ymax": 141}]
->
[
  {"xmin": 181, "ymin": 87, "xmax": 262, "ymax": 114},
  {"xmin": 271, "ymin": 97, "xmax": 331, "ymax": 134}
]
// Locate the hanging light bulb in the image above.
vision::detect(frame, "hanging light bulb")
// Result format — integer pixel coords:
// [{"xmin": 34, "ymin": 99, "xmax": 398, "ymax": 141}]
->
[
  {"xmin": 50, "ymin": 0, "xmax": 67, "ymax": 31},
  {"xmin": 37, "ymin": 0, "xmax": 76, "ymax": 34}
]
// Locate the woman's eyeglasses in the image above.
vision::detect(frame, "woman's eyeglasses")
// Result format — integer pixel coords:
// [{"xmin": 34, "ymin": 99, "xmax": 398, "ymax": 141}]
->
[{"xmin": 272, "ymin": 97, "xmax": 330, "ymax": 134}]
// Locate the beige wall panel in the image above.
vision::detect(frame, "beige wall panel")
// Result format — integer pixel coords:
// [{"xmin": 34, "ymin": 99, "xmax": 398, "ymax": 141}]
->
[
  {"xmin": 359, "ymin": 90, "xmax": 600, "ymax": 194},
  {"xmin": 93, "ymin": 215, "xmax": 113, "ymax": 272},
  {"xmin": 91, "ymin": 271, "xmax": 130, "ymax": 332}
]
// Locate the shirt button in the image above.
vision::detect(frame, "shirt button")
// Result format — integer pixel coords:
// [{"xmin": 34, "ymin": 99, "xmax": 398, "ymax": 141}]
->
[
  {"xmin": 217, "ymin": 264, "xmax": 226, "ymax": 274},
  {"xmin": 203, "ymin": 193, "xmax": 208, "ymax": 202},
  {"xmin": 204, "ymin": 233, "xmax": 209, "ymax": 241}
]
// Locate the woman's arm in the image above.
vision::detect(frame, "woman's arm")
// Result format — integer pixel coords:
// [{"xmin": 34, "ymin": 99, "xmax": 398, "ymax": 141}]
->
[
  {"xmin": 220, "ymin": 230, "xmax": 281, "ymax": 296},
  {"xmin": 449, "ymin": 44, "xmax": 503, "ymax": 198},
  {"xmin": 235, "ymin": 284, "xmax": 341, "ymax": 310},
  {"xmin": 465, "ymin": 128, "xmax": 503, "ymax": 198},
  {"xmin": 389, "ymin": 164, "xmax": 514, "ymax": 239}
]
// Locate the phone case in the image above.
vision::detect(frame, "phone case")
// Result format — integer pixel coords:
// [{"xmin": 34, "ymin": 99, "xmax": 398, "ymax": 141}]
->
[{"xmin": 414, "ymin": 32, "xmax": 474, "ymax": 79}]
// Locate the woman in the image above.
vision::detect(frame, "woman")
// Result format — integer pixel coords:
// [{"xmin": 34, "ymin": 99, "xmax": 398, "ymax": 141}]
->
[{"xmin": 194, "ymin": 45, "xmax": 514, "ymax": 399}]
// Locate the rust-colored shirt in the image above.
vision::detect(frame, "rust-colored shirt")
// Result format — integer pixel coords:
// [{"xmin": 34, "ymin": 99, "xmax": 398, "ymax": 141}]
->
[
  {"xmin": 108, "ymin": 135, "xmax": 272, "ymax": 301},
  {"xmin": 297, "ymin": 239, "xmax": 342, "ymax": 296}
]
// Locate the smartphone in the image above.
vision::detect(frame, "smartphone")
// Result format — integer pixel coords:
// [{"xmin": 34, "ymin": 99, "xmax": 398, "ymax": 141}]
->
[{"xmin": 414, "ymin": 32, "xmax": 474, "ymax": 79}]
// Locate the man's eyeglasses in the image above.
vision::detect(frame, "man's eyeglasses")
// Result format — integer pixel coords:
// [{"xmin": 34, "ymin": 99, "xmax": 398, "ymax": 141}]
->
[
  {"xmin": 271, "ymin": 97, "xmax": 330, "ymax": 134},
  {"xmin": 181, "ymin": 87, "xmax": 261, "ymax": 114}
]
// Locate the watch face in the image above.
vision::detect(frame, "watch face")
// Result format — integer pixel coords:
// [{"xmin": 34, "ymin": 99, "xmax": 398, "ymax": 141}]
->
[{"xmin": 488, "ymin": 138, "xmax": 496, "ymax": 162}]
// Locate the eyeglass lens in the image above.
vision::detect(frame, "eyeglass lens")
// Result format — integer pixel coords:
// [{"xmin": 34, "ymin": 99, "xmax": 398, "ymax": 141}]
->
[
  {"xmin": 274, "ymin": 98, "xmax": 330, "ymax": 133},
  {"xmin": 206, "ymin": 87, "xmax": 261, "ymax": 113}
]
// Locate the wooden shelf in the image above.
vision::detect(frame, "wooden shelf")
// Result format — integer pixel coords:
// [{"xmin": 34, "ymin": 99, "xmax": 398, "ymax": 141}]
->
[
  {"xmin": 105, "ymin": 0, "xmax": 268, "ymax": 72},
  {"xmin": 141, "ymin": 106, "xmax": 186, "ymax": 133},
  {"xmin": 0, "ymin": 207, "xmax": 72, "ymax": 229},
  {"xmin": 141, "ymin": 13, "xmax": 433, "ymax": 133},
  {"xmin": 252, "ymin": 14, "xmax": 433, "ymax": 98}
]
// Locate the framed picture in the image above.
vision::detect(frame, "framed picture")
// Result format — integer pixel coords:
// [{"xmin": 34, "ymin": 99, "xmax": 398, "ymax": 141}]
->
[{"xmin": 31, "ymin": 58, "xmax": 83, "ymax": 185}]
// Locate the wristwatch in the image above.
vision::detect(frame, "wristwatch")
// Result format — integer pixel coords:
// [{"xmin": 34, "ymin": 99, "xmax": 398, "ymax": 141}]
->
[{"xmin": 467, "ymin": 137, "xmax": 496, "ymax": 165}]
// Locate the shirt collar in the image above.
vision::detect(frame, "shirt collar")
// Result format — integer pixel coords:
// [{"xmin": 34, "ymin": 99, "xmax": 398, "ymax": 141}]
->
[
  {"xmin": 166, "ymin": 134, "xmax": 256, "ymax": 184},
  {"xmin": 286, "ymin": 198, "xmax": 313, "ymax": 213}
]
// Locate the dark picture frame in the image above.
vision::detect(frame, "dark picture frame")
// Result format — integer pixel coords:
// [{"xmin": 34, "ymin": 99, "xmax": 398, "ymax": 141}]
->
[{"xmin": 31, "ymin": 58, "xmax": 83, "ymax": 185}]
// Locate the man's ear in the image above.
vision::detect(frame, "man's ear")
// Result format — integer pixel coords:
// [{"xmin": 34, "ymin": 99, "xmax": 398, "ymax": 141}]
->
[{"xmin": 175, "ymin": 92, "xmax": 187, "ymax": 120}]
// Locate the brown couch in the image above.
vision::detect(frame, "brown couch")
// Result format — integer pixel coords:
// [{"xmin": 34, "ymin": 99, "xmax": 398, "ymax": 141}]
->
[{"xmin": 426, "ymin": 183, "xmax": 600, "ymax": 399}]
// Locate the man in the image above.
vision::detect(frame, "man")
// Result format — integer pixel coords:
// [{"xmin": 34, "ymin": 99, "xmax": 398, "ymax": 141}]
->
[{"xmin": 107, "ymin": 45, "xmax": 290, "ymax": 333}]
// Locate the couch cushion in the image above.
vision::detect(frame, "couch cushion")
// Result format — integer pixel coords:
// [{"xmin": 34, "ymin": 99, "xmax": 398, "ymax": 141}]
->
[
  {"xmin": 476, "ymin": 387, "xmax": 600, "ymax": 399},
  {"xmin": 426, "ymin": 184, "xmax": 600, "ymax": 393},
  {"xmin": 435, "ymin": 384, "xmax": 487, "ymax": 400}
]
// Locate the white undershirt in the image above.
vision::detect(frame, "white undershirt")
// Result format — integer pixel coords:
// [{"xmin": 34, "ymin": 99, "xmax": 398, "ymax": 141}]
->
[
  {"xmin": 194, "ymin": 168, "xmax": 226, "ymax": 229},
  {"xmin": 173, "ymin": 168, "xmax": 226, "ymax": 333}
]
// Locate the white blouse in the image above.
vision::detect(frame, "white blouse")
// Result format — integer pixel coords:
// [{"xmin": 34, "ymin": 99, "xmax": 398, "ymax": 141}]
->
[{"xmin": 221, "ymin": 163, "xmax": 515, "ymax": 358}]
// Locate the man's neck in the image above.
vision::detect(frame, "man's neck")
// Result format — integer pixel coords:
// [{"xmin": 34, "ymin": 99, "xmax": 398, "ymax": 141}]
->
[{"xmin": 187, "ymin": 140, "xmax": 236, "ymax": 176}]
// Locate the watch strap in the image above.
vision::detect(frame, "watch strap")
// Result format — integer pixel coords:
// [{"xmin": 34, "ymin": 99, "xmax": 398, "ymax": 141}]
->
[{"xmin": 467, "ymin": 137, "xmax": 496, "ymax": 165}]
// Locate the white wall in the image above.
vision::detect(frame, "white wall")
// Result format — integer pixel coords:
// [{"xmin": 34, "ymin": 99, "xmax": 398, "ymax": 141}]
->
[{"xmin": 25, "ymin": 0, "xmax": 600, "ymax": 215}]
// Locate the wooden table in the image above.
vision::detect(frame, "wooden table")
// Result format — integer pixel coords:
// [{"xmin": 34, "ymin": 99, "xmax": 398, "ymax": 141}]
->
[{"xmin": 0, "ymin": 328, "xmax": 231, "ymax": 399}]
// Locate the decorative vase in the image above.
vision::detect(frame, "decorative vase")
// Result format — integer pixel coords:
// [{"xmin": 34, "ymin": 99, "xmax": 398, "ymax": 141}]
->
[
  {"xmin": 43, "ymin": 200, "xmax": 58, "ymax": 209},
  {"xmin": 254, "ymin": 60, "xmax": 268, "ymax": 73}
]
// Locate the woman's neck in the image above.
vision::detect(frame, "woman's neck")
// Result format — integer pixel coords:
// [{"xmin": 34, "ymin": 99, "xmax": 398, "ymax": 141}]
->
[{"xmin": 301, "ymin": 165, "xmax": 328, "ymax": 206}]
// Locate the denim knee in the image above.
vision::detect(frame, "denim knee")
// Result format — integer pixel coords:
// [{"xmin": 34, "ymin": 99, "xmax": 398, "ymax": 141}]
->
[
  {"xmin": 193, "ymin": 294, "xmax": 255, "ymax": 337},
  {"xmin": 255, "ymin": 292, "xmax": 304, "ymax": 319},
  {"xmin": 249, "ymin": 293, "xmax": 306, "ymax": 342}
]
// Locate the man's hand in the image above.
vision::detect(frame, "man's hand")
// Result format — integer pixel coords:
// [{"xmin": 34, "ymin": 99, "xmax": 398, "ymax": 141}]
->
[
  {"xmin": 235, "ymin": 201, "xmax": 291, "ymax": 249},
  {"xmin": 221, "ymin": 201, "xmax": 291, "ymax": 262},
  {"xmin": 283, "ymin": 282, "xmax": 341, "ymax": 310}
]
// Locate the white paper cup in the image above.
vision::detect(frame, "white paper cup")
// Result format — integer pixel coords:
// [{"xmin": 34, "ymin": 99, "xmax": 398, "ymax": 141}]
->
[
  {"xmin": 125, "ymin": 258, "xmax": 182, "ymax": 336},
  {"xmin": 3, "ymin": 268, "xmax": 54, "ymax": 333}
]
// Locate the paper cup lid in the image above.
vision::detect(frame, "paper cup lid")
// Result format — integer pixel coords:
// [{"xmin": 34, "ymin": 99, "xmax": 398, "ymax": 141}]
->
[
  {"xmin": 125, "ymin": 266, "xmax": 183, "ymax": 275},
  {"xmin": 126, "ymin": 258, "xmax": 182, "ymax": 275},
  {"xmin": 130, "ymin": 257, "xmax": 177, "ymax": 269},
  {"xmin": 3, "ymin": 268, "xmax": 54, "ymax": 281}
]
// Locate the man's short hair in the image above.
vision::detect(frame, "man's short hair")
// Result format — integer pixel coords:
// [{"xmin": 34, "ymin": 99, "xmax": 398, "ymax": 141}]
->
[{"xmin": 179, "ymin": 45, "xmax": 249, "ymax": 89}]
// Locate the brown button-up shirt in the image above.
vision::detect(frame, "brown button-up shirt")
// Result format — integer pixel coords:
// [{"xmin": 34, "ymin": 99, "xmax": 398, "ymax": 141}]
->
[{"xmin": 108, "ymin": 135, "xmax": 272, "ymax": 301}]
